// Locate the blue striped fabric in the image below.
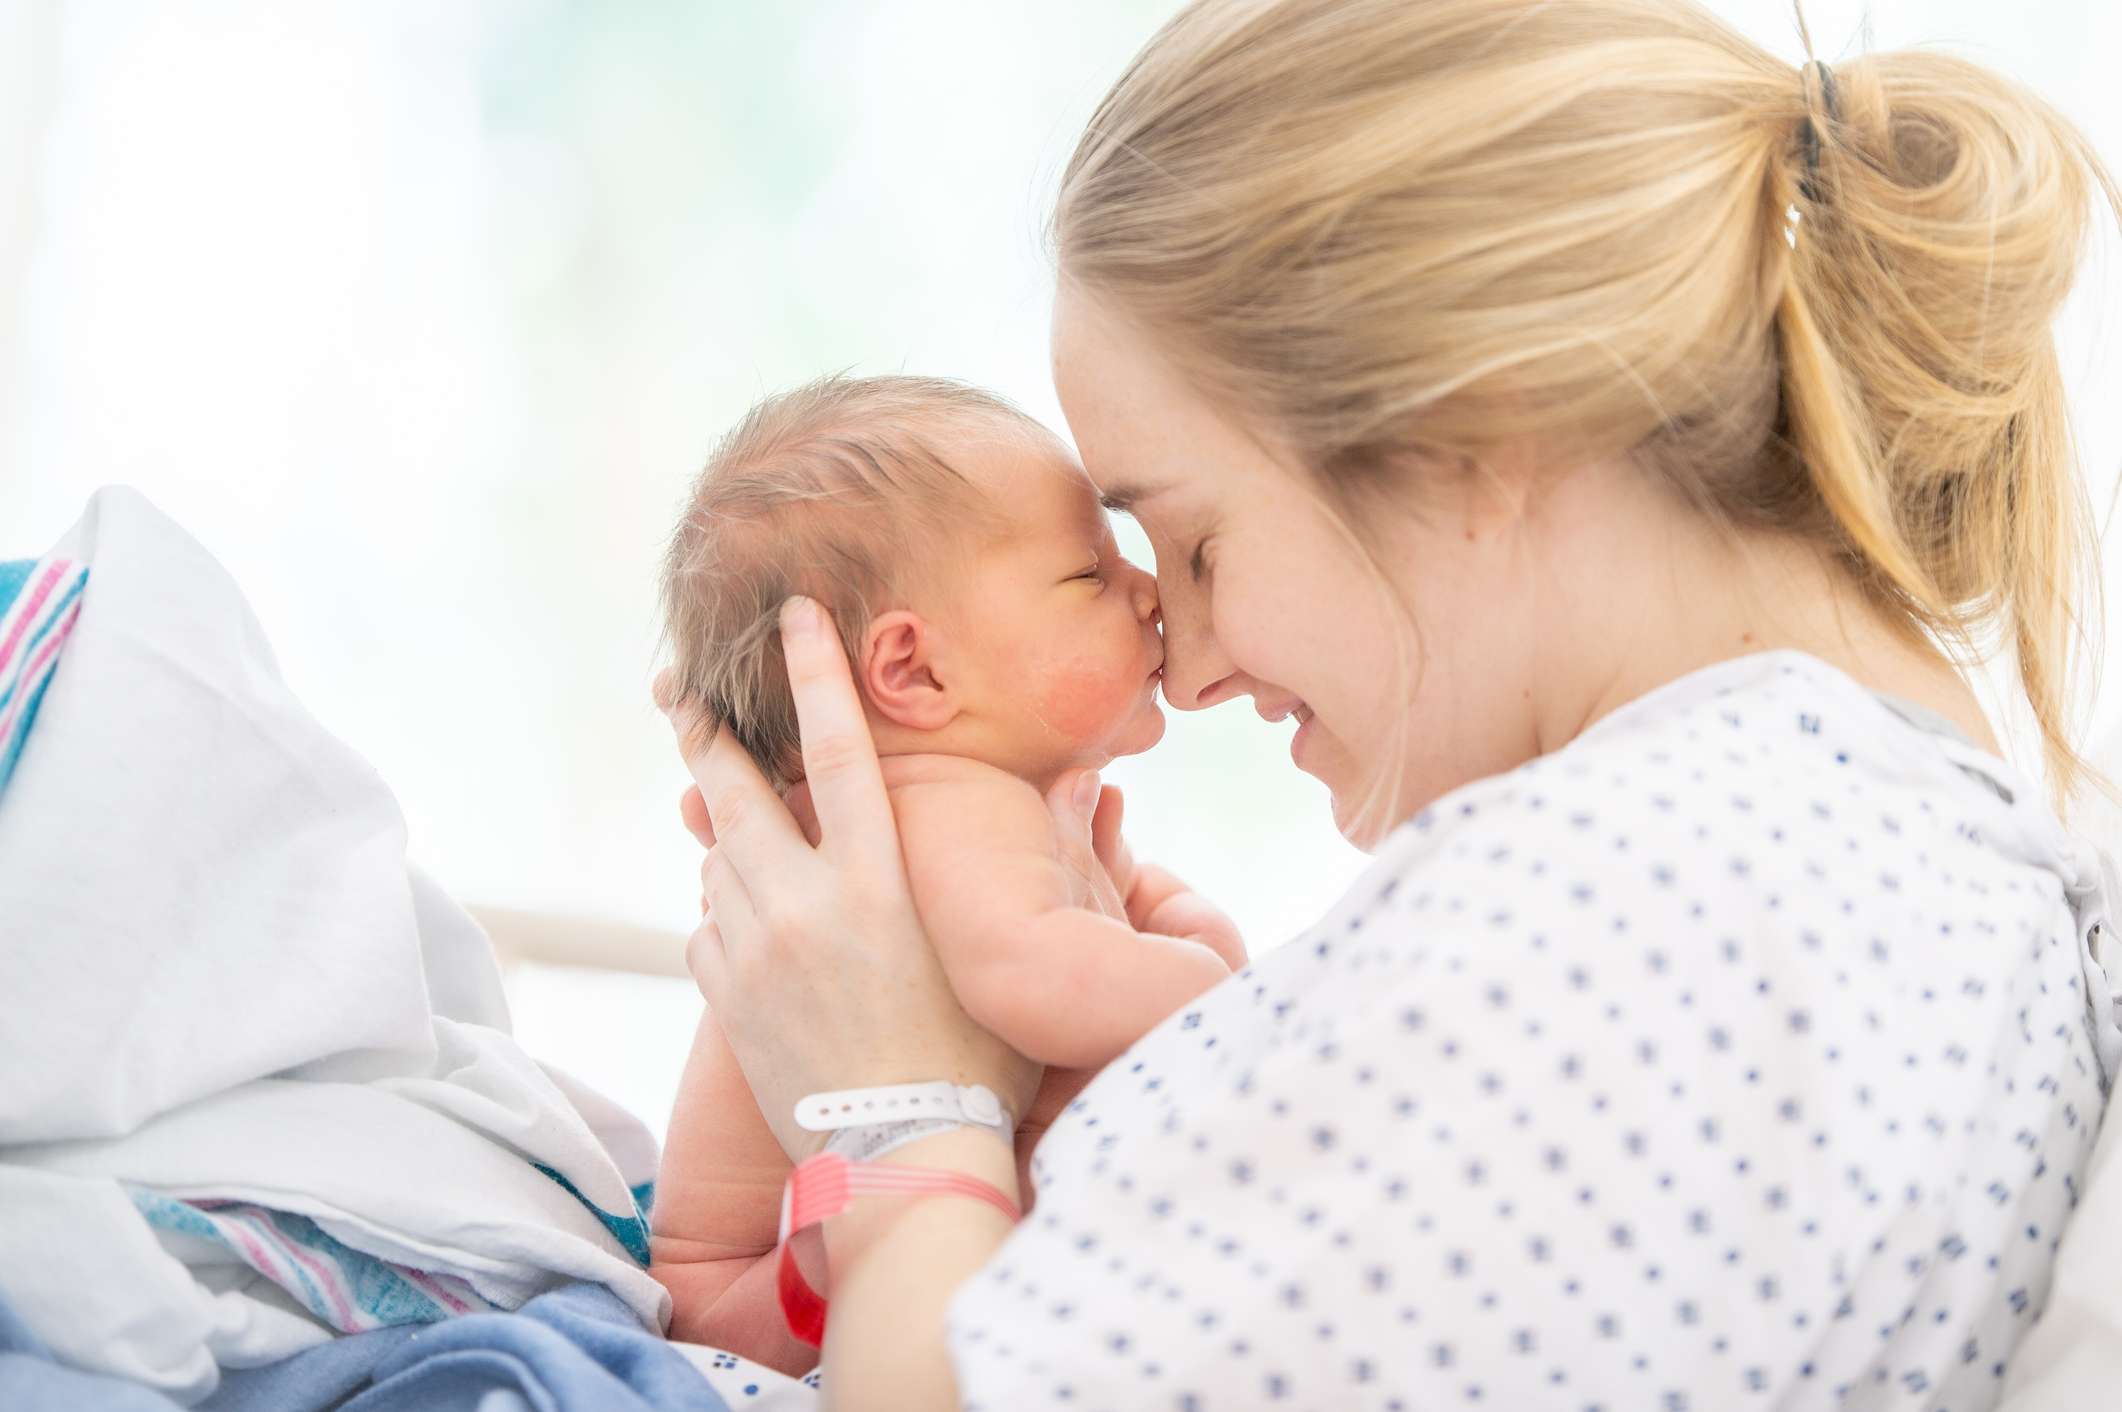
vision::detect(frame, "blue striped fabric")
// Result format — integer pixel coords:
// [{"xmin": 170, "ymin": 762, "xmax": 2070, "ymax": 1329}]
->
[
  {"xmin": 127, "ymin": 1190, "xmax": 499, "ymax": 1333},
  {"xmin": 0, "ymin": 560, "xmax": 32, "ymax": 616},
  {"xmin": 0, "ymin": 554, "xmax": 89, "ymax": 794}
]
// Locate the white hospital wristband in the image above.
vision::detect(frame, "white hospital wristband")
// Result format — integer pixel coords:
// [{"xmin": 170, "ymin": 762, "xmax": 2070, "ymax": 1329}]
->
[{"xmin": 794, "ymin": 1082, "xmax": 1014, "ymax": 1161}]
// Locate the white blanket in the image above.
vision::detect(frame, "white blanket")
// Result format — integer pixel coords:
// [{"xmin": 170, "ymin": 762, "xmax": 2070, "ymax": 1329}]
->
[{"xmin": 0, "ymin": 487, "xmax": 669, "ymax": 1404}]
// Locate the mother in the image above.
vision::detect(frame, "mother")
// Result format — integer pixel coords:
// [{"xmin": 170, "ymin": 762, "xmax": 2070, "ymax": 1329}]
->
[{"xmin": 680, "ymin": 0, "xmax": 2120, "ymax": 1406}]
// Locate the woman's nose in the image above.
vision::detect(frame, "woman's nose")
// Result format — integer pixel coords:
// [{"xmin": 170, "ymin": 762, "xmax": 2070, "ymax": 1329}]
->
[{"xmin": 1154, "ymin": 580, "xmax": 1241, "ymax": 712}]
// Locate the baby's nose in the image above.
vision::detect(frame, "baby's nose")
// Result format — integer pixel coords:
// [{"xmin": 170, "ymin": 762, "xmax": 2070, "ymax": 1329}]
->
[{"xmin": 1128, "ymin": 564, "xmax": 1161, "ymax": 621}]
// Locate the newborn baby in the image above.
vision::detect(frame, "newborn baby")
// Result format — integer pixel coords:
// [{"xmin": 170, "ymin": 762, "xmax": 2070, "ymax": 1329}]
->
[{"xmin": 650, "ymin": 375, "xmax": 1245, "ymax": 1372}]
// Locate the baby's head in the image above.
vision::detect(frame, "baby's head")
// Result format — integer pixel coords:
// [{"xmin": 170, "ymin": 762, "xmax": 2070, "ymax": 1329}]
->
[{"xmin": 662, "ymin": 375, "xmax": 1164, "ymax": 791}]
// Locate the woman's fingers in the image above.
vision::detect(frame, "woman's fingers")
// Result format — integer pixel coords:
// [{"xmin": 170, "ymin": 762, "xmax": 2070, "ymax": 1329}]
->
[
  {"xmin": 778, "ymin": 597, "xmax": 898, "ymax": 868},
  {"xmin": 679, "ymin": 784, "xmax": 716, "ymax": 849},
  {"xmin": 701, "ymin": 841, "xmax": 759, "ymax": 935},
  {"xmin": 697, "ymin": 723, "xmax": 810, "ymax": 880},
  {"xmin": 1041, "ymin": 768, "xmax": 1099, "ymax": 853},
  {"xmin": 1090, "ymin": 784, "xmax": 1128, "ymax": 877},
  {"xmin": 1044, "ymin": 767, "xmax": 1125, "ymax": 913},
  {"xmin": 783, "ymin": 779, "xmax": 824, "ymax": 848},
  {"xmin": 684, "ymin": 909, "xmax": 728, "ymax": 1001}
]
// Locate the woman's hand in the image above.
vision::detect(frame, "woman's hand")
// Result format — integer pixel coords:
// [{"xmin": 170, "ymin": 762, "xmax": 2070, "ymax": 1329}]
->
[{"xmin": 673, "ymin": 597, "xmax": 1041, "ymax": 1161}]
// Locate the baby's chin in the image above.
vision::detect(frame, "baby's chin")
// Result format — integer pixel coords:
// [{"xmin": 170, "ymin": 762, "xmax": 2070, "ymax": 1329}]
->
[{"xmin": 1105, "ymin": 700, "xmax": 1167, "ymax": 759}]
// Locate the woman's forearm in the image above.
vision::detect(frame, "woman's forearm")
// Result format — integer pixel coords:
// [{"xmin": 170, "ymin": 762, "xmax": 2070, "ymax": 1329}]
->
[{"xmin": 819, "ymin": 1128, "xmax": 1021, "ymax": 1412}]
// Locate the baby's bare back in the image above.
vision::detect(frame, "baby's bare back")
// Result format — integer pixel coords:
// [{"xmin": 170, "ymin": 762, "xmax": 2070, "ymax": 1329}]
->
[
  {"xmin": 884, "ymin": 752, "xmax": 1129, "ymax": 928},
  {"xmin": 884, "ymin": 753, "xmax": 1234, "ymax": 1071}
]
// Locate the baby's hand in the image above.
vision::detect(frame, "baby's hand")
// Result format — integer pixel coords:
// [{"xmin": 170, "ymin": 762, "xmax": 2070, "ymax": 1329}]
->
[
  {"xmin": 1075, "ymin": 780, "xmax": 1245, "ymax": 970},
  {"xmin": 1128, "ymin": 863, "xmax": 1246, "ymax": 971}
]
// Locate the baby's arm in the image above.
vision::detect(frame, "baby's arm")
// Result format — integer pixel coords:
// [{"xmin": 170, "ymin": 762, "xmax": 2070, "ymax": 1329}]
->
[
  {"xmin": 891, "ymin": 761, "xmax": 1238, "ymax": 1071},
  {"xmin": 1125, "ymin": 862, "xmax": 1247, "ymax": 971},
  {"xmin": 649, "ymin": 1008, "xmax": 815, "ymax": 1375}
]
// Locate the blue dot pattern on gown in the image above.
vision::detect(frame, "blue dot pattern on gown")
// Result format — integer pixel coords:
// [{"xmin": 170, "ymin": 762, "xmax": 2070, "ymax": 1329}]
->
[{"xmin": 948, "ymin": 652, "xmax": 2112, "ymax": 1412}]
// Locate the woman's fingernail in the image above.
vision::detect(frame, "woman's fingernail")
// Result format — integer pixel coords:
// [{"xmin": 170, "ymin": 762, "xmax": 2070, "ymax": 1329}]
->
[
  {"xmin": 782, "ymin": 596, "xmax": 821, "ymax": 640},
  {"xmin": 1073, "ymin": 770, "xmax": 1101, "ymax": 823}
]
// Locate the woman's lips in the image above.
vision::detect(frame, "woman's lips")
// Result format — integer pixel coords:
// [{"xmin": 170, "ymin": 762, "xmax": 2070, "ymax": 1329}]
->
[{"xmin": 1289, "ymin": 704, "xmax": 1316, "ymax": 767}]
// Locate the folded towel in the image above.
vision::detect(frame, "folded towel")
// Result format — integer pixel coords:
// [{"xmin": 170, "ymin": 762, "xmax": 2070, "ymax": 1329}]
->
[{"xmin": 0, "ymin": 488, "xmax": 669, "ymax": 1404}]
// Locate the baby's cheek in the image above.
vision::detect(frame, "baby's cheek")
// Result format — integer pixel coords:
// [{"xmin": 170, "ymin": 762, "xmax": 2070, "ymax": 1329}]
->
[{"xmin": 1023, "ymin": 650, "xmax": 1146, "ymax": 746}]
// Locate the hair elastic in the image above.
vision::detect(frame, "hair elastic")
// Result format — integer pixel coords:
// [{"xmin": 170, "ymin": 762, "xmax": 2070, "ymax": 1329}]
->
[{"xmin": 1800, "ymin": 59, "xmax": 1841, "ymax": 200}]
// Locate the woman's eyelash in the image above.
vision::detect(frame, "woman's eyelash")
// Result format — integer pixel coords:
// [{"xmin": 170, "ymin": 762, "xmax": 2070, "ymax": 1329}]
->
[{"xmin": 1188, "ymin": 541, "xmax": 1209, "ymax": 582}]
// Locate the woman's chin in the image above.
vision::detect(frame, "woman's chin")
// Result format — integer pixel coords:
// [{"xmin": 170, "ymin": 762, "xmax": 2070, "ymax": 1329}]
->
[
  {"xmin": 1325, "ymin": 773, "xmax": 1408, "ymax": 853},
  {"xmin": 1328, "ymin": 792, "xmax": 1374, "ymax": 851}
]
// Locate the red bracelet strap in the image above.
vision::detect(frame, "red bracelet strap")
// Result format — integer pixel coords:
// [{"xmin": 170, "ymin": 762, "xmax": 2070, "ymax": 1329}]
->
[{"xmin": 776, "ymin": 1150, "xmax": 1021, "ymax": 1347}]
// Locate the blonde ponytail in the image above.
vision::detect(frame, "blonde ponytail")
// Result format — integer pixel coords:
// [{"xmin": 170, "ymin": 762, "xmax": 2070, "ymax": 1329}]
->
[
  {"xmin": 1055, "ymin": 0, "xmax": 2120, "ymax": 800},
  {"xmin": 1772, "ymin": 49, "xmax": 2118, "ymax": 796}
]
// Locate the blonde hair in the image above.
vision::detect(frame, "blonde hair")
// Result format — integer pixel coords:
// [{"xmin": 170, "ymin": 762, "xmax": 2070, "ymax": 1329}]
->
[
  {"xmin": 1055, "ymin": 0, "xmax": 2119, "ymax": 799},
  {"xmin": 660, "ymin": 374, "xmax": 1044, "ymax": 786}
]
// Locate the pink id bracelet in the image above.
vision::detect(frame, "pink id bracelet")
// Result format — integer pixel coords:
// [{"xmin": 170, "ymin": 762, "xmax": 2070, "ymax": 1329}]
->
[{"xmin": 776, "ymin": 1150, "xmax": 1022, "ymax": 1346}]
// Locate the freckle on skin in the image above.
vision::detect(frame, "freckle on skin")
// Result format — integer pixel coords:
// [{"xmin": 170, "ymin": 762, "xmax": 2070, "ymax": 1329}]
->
[{"xmin": 1742, "ymin": 633, "xmax": 1754, "ymax": 645}]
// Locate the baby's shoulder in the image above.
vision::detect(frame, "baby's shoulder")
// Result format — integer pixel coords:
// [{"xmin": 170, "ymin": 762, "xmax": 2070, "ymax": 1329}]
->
[{"xmin": 880, "ymin": 755, "xmax": 1057, "ymax": 878}]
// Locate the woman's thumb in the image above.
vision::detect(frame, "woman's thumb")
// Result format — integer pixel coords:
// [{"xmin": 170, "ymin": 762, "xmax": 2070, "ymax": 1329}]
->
[
  {"xmin": 1046, "ymin": 768, "xmax": 1125, "ymax": 913},
  {"xmin": 1045, "ymin": 767, "xmax": 1101, "ymax": 844},
  {"xmin": 1071, "ymin": 769, "xmax": 1101, "ymax": 826}
]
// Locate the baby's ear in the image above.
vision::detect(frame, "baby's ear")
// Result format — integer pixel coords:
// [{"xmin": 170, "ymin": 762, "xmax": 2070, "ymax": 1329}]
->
[{"xmin": 863, "ymin": 610, "xmax": 955, "ymax": 730}]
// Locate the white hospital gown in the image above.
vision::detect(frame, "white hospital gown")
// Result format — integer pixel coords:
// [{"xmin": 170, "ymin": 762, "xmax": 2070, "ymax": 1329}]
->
[{"xmin": 948, "ymin": 652, "xmax": 2118, "ymax": 1412}]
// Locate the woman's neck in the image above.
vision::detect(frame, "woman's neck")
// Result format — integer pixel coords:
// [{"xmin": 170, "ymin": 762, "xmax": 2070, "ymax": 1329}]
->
[{"xmin": 1520, "ymin": 455, "xmax": 2001, "ymax": 758}]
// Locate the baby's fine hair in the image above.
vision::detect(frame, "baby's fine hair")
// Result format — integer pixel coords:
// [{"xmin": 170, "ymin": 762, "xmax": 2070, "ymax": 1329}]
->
[{"xmin": 660, "ymin": 374, "xmax": 1051, "ymax": 788}]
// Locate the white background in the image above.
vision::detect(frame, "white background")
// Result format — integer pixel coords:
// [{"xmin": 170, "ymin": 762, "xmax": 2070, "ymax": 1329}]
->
[{"xmin": 1, "ymin": 0, "xmax": 2115, "ymax": 1138}]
